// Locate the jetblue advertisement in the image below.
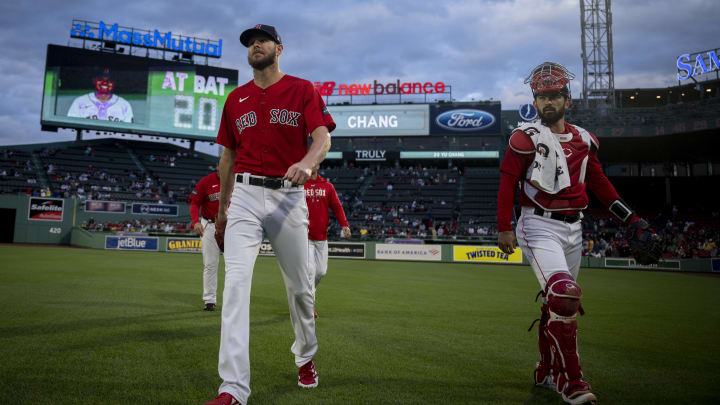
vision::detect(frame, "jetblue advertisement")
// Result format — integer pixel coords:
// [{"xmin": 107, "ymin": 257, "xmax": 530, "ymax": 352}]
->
[
  {"xmin": 430, "ymin": 103, "xmax": 501, "ymax": 135},
  {"xmin": 105, "ymin": 236, "xmax": 159, "ymax": 251}
]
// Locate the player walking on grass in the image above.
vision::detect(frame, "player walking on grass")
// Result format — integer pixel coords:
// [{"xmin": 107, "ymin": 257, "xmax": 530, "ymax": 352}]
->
[
  {"xmin": 304, "ymin": 164, "xmax": 351, "ymax": 318},
  {"xmin": 190, "ymin": 170, "xmax": 222, "ymax": 312},
  {"xmin": 496, "ymin": 62, "xmax": 659, "ymax": 404},
  {"xmin": 204, "ymin": 24, "xmax": 335, "ymax": 405}
]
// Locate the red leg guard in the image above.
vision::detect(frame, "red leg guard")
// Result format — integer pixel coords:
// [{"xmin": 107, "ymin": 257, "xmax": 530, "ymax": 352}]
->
[
  {"xmin": 534, "ymin": 301, "xmax": 555, "ymax": 388},
  {"xmin": 544, "ymin": 272, "xmax": 585, "ymax": 392}
]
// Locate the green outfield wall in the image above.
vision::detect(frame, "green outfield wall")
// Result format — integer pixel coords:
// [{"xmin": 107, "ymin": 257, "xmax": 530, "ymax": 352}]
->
[
  {"xmin": 63, "ymin": 226, "xmax": 719, "ymax": 274},
  {"xmin": 0, "ymin": 194, "xmax": 190, "ymax": 245}
]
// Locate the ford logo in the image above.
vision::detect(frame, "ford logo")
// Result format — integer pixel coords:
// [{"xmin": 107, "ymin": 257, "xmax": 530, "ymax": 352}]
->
[{"xmin": 435, "ymin": 109, "xmax": 496, "ymax": 131}]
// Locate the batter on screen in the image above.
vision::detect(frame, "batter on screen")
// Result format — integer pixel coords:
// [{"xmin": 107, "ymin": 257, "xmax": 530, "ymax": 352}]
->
[
  {"xmin": 189, "ymin": 170, "xmax": 222, "ymax": 312},
  {"xmin": 204, "ymin": 24, "xmax": 335, "ymax": 405},
  {"xmin": 496, "ymin": 62, "xmax": 651, "ymax": 405}
]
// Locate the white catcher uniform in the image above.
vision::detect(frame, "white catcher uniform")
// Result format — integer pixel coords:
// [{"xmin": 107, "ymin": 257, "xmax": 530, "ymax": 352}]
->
[{"xmin": 67, "ymin": 93, "xmax": 134, "ymax": 122}]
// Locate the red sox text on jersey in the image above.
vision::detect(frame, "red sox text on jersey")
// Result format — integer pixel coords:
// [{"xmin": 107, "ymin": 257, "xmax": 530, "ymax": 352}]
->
[
  {"xmin": 305, "ymin": 176, "xmax": 349, "ymax": 241},
  {"xmin": 217, "ymin": 75, "xmax": 336, "ymax": 177}
]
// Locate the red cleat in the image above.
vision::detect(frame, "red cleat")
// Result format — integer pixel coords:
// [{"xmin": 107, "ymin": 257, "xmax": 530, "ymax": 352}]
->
[
  {"xmin": 298, "ymin": 359, "xmax": 319, "ymax": 388},
  {"xmin": 203, "ymin": 392, "xmax": 240, "ymax": 405}
]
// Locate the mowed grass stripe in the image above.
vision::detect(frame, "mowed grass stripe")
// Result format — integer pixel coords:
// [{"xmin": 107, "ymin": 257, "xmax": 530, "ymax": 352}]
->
[{"xmin": 0, "ymin": 246, "xmax": 718, "ymax": 404}]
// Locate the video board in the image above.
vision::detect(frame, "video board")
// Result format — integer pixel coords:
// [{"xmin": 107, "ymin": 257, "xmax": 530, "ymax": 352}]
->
[{"xmin": 41, "ymin": 45, "xmax": 238, "ymax": 140}]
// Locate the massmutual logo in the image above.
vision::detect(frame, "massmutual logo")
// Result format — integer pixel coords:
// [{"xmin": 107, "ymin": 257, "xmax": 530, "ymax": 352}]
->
[{"xmin": 70, "ymin": 20, "xmax": 222, "ymax": 57}]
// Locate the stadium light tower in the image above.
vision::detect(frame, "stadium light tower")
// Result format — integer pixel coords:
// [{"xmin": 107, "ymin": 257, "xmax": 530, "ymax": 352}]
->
[{"xmin": 579, "ymin": 0, "xmax": 615, "ymax": 108}]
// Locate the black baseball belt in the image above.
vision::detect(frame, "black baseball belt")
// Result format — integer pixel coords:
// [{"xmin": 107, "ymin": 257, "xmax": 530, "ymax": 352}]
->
[
  {"xmin": 533, "ymin": 207, "xmax": 581, "ymax": 224},
  {"xmin": 235, "ymin": 173, "xmax": 288, "ymax": 190},
  {"xmin": 202, "ymin": 217, "xmax": 215, "ymax": 224}
]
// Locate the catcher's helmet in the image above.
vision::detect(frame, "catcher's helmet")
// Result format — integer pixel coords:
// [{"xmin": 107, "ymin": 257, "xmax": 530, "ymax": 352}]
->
[{"xmin": 525, "ymin": 62, "xmax": 575, "ymax": 98}]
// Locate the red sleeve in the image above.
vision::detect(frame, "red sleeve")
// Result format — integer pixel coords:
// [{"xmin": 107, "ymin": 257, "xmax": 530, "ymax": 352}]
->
[
  {"xmin": 328, "ymin": 184, "xmax": 349, "ymax": 227},
  {"xmin": 216, "ymin": 98, "xmax": 236, "ymax": 150},
  {"xmin": 585, "ymin": 152, "xmax": 621, "ymax": 207},
  {"xmin": 497, "ymin": 147, "xmax": 532, "ymax": 232},
  {"xmin": 190, "ymin": 177, "xmax": 205, "ymax": 225},
  {"xmin": 303, "ymin": 82, "xmax": 336, "ymax": 134}
]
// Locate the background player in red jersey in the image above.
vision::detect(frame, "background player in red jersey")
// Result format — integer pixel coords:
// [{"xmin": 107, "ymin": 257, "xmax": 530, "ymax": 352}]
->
[
  {"xmin": 205, "ymin": 24, "xmax": 335, "ymax": 405},
  {"xmin": 189, "ymin": 170, "xmax": 221, "ymax": 311},
  {"xmin": 496, "ymin": 62, "xmax": 654, "ymax": 405},
  {"xmin": 304, "ymin": 164, "xmax": 351, "ymax": 318}
]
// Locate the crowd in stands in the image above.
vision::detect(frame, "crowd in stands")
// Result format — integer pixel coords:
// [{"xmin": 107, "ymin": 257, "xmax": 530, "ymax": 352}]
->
[
  {"xmin": 81, "ymin": 217, "xmax": 188, "ymax": 234},
  {"xmin": 319, "ymin": 164, "xmax": 497, "ymax": 240},
  {"xmin": 581, "ymin": 207, "xmax": 720, "ymax": 259},
  {"xmin": 4, "ymin": 143, "xmax": 720, "ymax": 260}
]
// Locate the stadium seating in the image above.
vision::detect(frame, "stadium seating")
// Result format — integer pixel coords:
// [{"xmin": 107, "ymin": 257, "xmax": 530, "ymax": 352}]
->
[{"xmin": 0, "ymin": 148, "xmax": 43, "ymax": 195}]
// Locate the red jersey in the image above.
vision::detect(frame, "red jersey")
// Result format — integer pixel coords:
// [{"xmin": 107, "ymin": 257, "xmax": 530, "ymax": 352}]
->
[
  {"xmin": 216, "ymin": 75, "xmax": 336, "ymax": 177},
  {"xmin": 497, "ymin": 122, "xmax": 620, "ymax": 232},
  {"xmin": 190, "ymin": 172, "xmax": 221, "ymax": 226},
  {"xmin": 305, "ymin": 175, "xmax": 349, "ymax": 241}
]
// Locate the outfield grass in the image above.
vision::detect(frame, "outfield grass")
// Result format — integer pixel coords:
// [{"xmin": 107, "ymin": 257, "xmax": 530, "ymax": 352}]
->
[{"xmin": 0, "ymin": 245, "xmax": 718, "ymax": 404}]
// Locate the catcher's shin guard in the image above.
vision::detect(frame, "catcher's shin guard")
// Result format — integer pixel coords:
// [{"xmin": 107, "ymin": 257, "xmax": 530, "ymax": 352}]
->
[
  {"xmin": 529, "ymin": 291, "xmax": 555, "ymax": 389},
  {"xmin": 544, "ymin": 272, "xmax": 589, "ymax": 396}
]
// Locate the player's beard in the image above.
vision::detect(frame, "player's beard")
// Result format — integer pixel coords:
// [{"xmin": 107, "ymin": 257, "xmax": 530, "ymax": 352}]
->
[
  {"xmin": 248, "ymin": 47, "xmax": 277, "ymax": 70},
  {"xmin": 538, "ymin": 104, "xmax": 566, "ymax": 126}
]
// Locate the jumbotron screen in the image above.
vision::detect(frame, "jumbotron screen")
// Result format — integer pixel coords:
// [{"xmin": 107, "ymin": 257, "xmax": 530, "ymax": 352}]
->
[{"xmin": 41, "ymin": 45, "xmax": 239, "ymax": 140}]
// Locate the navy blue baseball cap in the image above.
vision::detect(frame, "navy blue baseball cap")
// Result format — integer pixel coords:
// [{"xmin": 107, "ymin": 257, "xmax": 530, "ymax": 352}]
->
[{"xmin": 240, "ymin": 24, "xmax": 282, "ymax": 47}]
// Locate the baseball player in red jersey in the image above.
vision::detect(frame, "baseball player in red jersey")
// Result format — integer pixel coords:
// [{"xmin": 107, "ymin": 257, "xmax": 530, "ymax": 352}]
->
[
  {"xmin": 204, "ymin": 24, "xmax": 335, "ymax": 405},
  {"xmin": 305, "ymin": 164, "xmax": 351, "ymax": 317},
  {"xmin": 190, "ymin": 171, "xmax": 221, "ymax": 311},
  {"xmin": 497, "ymin": 62, "xmax": 651, "ymax": 405}
]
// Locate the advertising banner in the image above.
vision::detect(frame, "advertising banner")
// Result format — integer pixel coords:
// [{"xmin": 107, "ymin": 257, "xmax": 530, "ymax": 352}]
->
[
  {"xmin": 259, "ymin": 241, "xmax": 275, "ymax": 256},
  {"xmin": 28, "ymin": 197, "xmax": 64, "ymax": 221},
  {"xmin": 453, "ymin": 246, "xmax": 523, "ymax": 264},
  {"xmin": 131, "ymin": 203, "xmax": 179, "ymax": 216},
  {"xmin": 430, "ymin": 103, "xmax": 501, "ymax": 135},
  {"xmin": 166, "ymin": 238, "xmax": 202, "ymax": 253},
  {"xmin": 84, "ymin": 200, "xmax": 126, "ymax": 213},
  {"xmin": 105, "ymin": 235, "xmax": 158, "ymax": 251},
  {"xmin": 328, "ymin": 242, "xmax": 366, "ymax": 259},
  {"xmin": 400, "ymin": 151, "xmax": 499, "ymax": 159},
  {"xmin": 375, "ymin": 243, "xmax": 442, "ymax": 261},
  {"xmin": 328, "ymin": 104, "xmax": 429, "ymax": 137}
]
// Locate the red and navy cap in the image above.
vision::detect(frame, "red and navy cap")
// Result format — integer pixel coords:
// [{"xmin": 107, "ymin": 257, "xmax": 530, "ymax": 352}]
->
[{"xmin": 240, "ymin": 24, "xmax": 282, "ymax": 47}]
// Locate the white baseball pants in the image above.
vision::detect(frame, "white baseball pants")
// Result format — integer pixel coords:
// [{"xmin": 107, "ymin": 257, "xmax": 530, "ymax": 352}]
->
[
  {"xmin": 201, "ymin": 219, "xmax": 220, "ymax": 304},
  {"xmin": 308, "ymin": 239, "xmax": 328, "ymax": 293},
  {"xmin": 515, "ymin": 206, "xmax": 583, "ymax": 289},
  {"xmin": 218, "ymin": 180, "xmax": 316, "ymax": 404}
]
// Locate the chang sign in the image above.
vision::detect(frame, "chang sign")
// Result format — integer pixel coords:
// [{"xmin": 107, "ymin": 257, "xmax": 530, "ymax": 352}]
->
[{"xmin": 328, "ymin": 104, "xmax": 429, "ymax": 137}]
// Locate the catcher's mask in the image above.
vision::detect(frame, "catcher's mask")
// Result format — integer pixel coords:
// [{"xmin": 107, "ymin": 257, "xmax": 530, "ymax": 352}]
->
[{"xmin": 525, "ymin": 62, "xmax": 575, "ymax": 99}]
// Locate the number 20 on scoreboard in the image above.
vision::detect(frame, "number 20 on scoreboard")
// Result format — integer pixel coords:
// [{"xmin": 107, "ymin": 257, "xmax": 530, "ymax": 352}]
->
[{"xmin": 158, "ymin": 71, "xmax": 231, "ymax": 133}]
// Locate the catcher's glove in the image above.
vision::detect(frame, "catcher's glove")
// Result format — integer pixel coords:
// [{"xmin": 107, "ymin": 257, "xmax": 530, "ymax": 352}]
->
[
  {"xmin": 214, "ymin": 219, "xmax": 226, "ymax": 253},
  {"xmin": 625, "ymin": 218, "xmax": 662, "ymax": 265}
]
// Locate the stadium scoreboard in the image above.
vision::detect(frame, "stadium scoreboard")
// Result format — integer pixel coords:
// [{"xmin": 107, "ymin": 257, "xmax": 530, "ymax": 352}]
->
[{"xmin": 41, "ymin": 45, "xmax": 239, "ymax": 140}]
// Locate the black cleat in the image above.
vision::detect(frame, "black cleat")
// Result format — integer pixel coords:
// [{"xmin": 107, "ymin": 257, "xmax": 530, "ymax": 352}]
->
[{"xmin": 204, "ymin": 303, "xmax": 216, "ymax": 311}]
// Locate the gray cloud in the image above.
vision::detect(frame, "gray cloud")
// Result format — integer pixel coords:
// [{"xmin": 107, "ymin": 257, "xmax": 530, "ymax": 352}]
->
[{"xmin": 1, "ymin": 0, "xmax": 718, "ymax": 152}]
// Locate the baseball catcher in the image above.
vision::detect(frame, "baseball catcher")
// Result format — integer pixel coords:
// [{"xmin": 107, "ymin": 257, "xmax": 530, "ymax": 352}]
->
[{"xmin": 497, "ymin": 61, "xmax": 658, "ymax": 404}]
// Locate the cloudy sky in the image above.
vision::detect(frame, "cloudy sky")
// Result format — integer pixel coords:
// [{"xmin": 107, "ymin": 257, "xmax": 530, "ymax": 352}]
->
[{"xmin": 1, "ymin": 0, "xmax": 718, "ymax": 155}]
